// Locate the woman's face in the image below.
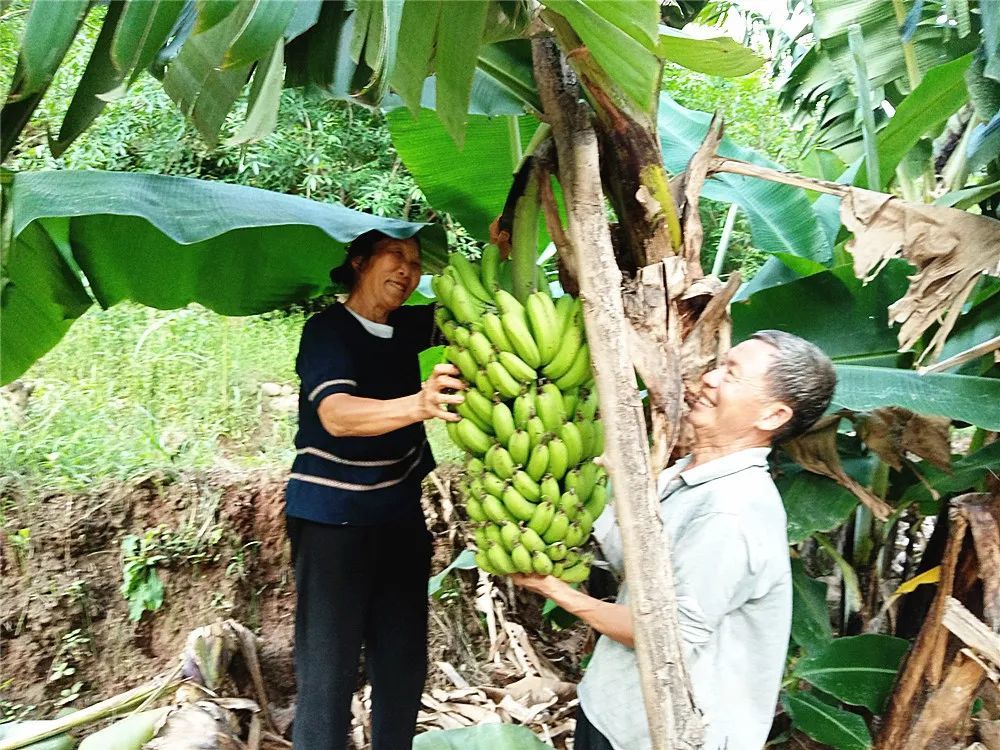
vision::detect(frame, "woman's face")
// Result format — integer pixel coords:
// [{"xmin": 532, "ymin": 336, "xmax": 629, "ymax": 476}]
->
[{"xmin": 351, "ymin": 237, "xmax": 422, "ymax": 311}]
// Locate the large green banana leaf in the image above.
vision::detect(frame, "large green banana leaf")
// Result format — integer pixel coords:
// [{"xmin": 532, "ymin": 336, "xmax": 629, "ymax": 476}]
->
[
  {"xmin": 388, "ymin": 109, "xmax": 541, "ymax": 242},
  {"xmin": 732, "ymin": 263, "xmax": 1000, "ymax": 429},
  {"xmin": 658, "ymin": 93, "xmax": 833, "ymax": 262},
  {"xmin": 1, "ymin": 170, "xmax": 446, "ymax": 385},
  {"xmin": 779, "ymin": 0, "xmax": 979, "ymax": 150},
  {"xmin": 2, "ymin": 0, "xmax": 766, "ymax": 160}
]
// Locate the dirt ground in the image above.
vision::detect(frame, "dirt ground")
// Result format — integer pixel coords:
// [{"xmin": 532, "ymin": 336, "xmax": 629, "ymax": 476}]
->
[{"xmin": 0, "ymin": 467, "xmax": 590, "ymax": 743}]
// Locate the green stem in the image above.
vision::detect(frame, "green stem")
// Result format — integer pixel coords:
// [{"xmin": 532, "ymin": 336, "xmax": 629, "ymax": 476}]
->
[
  {"xmin": 848, "ymin": 24, "xmax": 881, "ymax": 189},
  {"xmin": 711, "ymin": 203, "xmax": 739, "ymax": 276},
  {"xmin": 507, "ymin": 116, "xmax": 523, "ymax": 174},
  {"xmin": 891, "ymin": 0, "xmax": 923, "ymax": 88},
  {"xmin": 815, "ymin": 532, "xmax": 863, "ymax": 618},
  {"xmin": 511, "ymin": 170, "xmax": 540, "ymax": 303}
]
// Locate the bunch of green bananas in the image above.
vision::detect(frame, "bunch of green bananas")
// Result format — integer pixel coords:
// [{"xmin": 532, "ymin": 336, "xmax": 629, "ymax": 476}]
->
[{"xmin": 433, "ymin": 246, "xmax": 607, "ymax": 583}]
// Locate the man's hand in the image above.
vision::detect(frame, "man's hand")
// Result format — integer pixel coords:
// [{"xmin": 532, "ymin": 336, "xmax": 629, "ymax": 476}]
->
[
  {"xmin": 416, "ymin": 363, "xmax": 466, "ymax": 422},
  {"xmin": 511, "ymin": 573, "xmax": 572, "ymax": 601},
  {"xmin": 513, "ymin": 572, "xmax": 635, "ymax": 648}
]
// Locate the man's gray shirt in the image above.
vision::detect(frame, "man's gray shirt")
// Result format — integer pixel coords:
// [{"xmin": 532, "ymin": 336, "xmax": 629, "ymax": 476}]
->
[{"xmin": 577, "ymin": 447, "xmax": 791, "ymax": 750}]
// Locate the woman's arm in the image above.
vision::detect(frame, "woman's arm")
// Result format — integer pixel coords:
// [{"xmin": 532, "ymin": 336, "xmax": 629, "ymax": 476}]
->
[
  {"xmin": 512, "ymin": 574, "xmax": 635, "ymax": 648},
  {"xmin": 317, "ymin": 363, "xmax": 466, "ymax": 437}
]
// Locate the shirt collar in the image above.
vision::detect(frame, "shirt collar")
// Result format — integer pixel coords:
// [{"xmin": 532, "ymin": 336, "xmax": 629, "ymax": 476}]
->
[{"xmin": 678, "ymin": 446, "xmax": 772, "ymax": 487}]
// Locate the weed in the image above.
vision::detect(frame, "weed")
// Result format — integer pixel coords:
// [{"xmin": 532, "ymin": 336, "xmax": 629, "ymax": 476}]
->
[
  {"xmin": 7, "ymin": 527, "xmax": 30, "ymax": 573},
  {"xmin": 120, "ymin": 530, "xmax": 166, "ymax": 622}
]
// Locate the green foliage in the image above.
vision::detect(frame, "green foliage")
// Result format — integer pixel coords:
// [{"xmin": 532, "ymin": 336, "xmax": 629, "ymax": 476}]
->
[
  {"xmin": 413, "ymin": 723, "xmax": 553, "ymax": 750},
  {"xmin": 0, "ymin": 303, "xmax": 300, "ymax": 490},
  {"xmin": 794, "ymin": 634, "xmax": 909, "ymax": 713},
  {"xmin": 781, "ymin": 690, "xmax": 871, "ymax": 750},
  {"xmin": 120, "ymin": 530, "xmax": 166, "ymax": 622}
]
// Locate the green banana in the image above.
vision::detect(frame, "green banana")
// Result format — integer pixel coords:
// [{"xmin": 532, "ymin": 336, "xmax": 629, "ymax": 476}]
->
[
  {"xmin": 532, "ymin": 551, "xmax": 554, "ymax": 575},
  {"xmin": 464, "ymin": 388, "xmax": 494, "ymax": 426},
  {"xmin": 481, "ymin": 471, "xmax": 506, "ymax": 498},
  {"xmin": 541, "ymin": 324, "xmax": 582, "ymax": 380},
  {"xmin": 468, "ymin": 331, "xmax": 496, "ymax": 368},
  {"xmin": 547, "ymin": 541, "xmax": 568, "ymax": 561},
  {"xmin": 525, "ymin": 444, "xmax": 549, "ymax": 482},
  {"xmin": 563, "ymin": 549, "xmax": 581, "ymax": 568},
  {"xmin": 453, "ymin": 325, "xmax": 471, "ymax": 348},
  {"xmin": 446, "ymin": 345, "xmax": 479, "ymax": 383},
  {"xmin": 577, "ymin": 387, "xmax": 599, "ymax": 420},
  {"xmin": 491, "ymin": 446, "xmax": 517, "ymax": 480},
  {"xmin": 559, "ymin": 488, "xmax": 581, "ymax": 519},
  {"xmin": 535, "ymin": 383, "xmax": 566, "ymax": 432},
  {"xmin": 486, "ymin": 360, "xmax": 523, "ymax": 399},
  {"xmin": 511, "ymin": 544, "xmax": 534, "ymax": 574},
  {"xmin": 475, "ymin": 369, "xmax": 497, "ymax": 400},
  {"xmin": 467, "ymin": 457, "xmax": 485, "ymax": 476},
  {"xmin": 456, "ymin": 401, "xmax": 493, "ymax": 435},
  {"xmin": 546, "ymin": 437, "xmax": 569, "ymax": 480},
  {"xmin": 483, "ymin": 494, "xmax": 517, "ymax": 524},
  {"xmin": 484, "ymin": 523, "xmax": 503, "ymax": 547},
  {"xmin": 476, "ymin": 550, "xmax": 497, "ymax": 575},
  {"xmin": 513, "ymin": 390, "xmax": 534, "ymax": 429},
  {"xmin": 559, "ymin": 421, "xmax": 584, "ymax": 466},
  {"xmin": 446, "ymin": 420, "xmax": 465, "ymax": 453},
  {"xmin": 492, "ymin": 402, "xmax": 516, "ymax": 447},
  {"xmin": 500, "ymin": 521, "xmax": 521, "ymax": 552},
  {"xmin": 502, "ymin": 485, "xmax": 537, "ymax": 522},
  {"xmin": 526, "ymin": 416, "xmax": 548, "ymax": 452},
  {"xmin": 483, "ymin": 443, "xmax": 500, "ymax": 471},
  {"xmin": 501, "ymin": 311, "xmax": 542, "ymax": 369},
  {"xmin": 494, "ymin": 289, "xmax": 525, "ymax": 317},
  {"xmin": 526, "ymin": 291, "xmax": 560, "ymax": 364},
  {"xmin": 584, "ymin": 483, "xmax": 607, "ymax": 520},
  {"xmin": 473, "ymin": 524, "xmax": 489, "ymax": 549},
  {"xmin": 540, "ymin": 475, "xmax": 561, "ymax": 505},
  {"xmin": 449, "ymin": 282, "xmax": 484, "ymax": 325},
  {"xmin": 542, "ymin": 511, "xmax": 571, "ymax": 544},
  {"xmin": 551, "ymin": 562, "xmax": 565, "ymax": 578},
  {"xmin": 512, "ymin": 470, "xmax": 541, "ymax": 502},
  {"xmin": 482, "ymin": 312, "xmax": 514, "ymax": 353},
  {"xmin": 507, "ymin": 429, "xmax": 531, "ymax": 466},
  {"xmin": 553, "ymin": 343, "xmax": 592, "ymax": 391},
  {"xmin": 576, "ymin": 419, "xmax": 595, "ymax": 459},
  {"xmin": 449, "ymin": 252, "xmax": 494, "ymax": 303},
  {"xmin": 527, "ymin": 501, "xmax": 556, "ymax": 536},
  {"xmin": 563, "ymin": 522, "xmax": 585, "ymax": 548},
  {"xmin": 456, "ymin": 416, "xmax": 493, "ymax": 455},
  {"xmin": 468, "ymin": 476, "xmax": 485, "ymax": 500},
  {"xmin": 553, "ymin": 294, "xmax": 574, "ymax": 331},
  {"xmin": 577, "ymin": 507, "xmax": 595, "ymax": 536},
  {"xmin": 487, "ymin": 542, "xmax": 517, "ymax": 575},
  {"xmin": 519, "ymin": 526, "xmax": 546, "ymax": 554},
  {"xmin": 480, "ymin": 244, "xmax": 501, "ymax": 292},
  {"xmin": 497, "ymin": 351, "xmax": 536, "ymax": 385},
  {"xmin": 591, "ymin": 419, "xmax": 604, "ymax": 456},
  {"xmin": 435, "ymin": 306, "xmax": 454, "ymax": 328},
  {"xmin": 431, "ymin": 274, "xmax": 455, "ymax": 309},
  {"xmin": 559, "ymin": 561, "xmax": 590, "ymax": 584},
  {"xmin": 467, "ymin": 495, "xmax": 487, "ymax": 523},
  {"xmin": 561, "ymin": 388, "xmax": 580, "ymax": 420},
  {"xmin": 566, "ymin": 464, "xmax": 596, "ymax": 504}
]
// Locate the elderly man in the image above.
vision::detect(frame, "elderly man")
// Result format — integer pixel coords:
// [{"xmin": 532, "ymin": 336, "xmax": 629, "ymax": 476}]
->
[{"xmin": 514, "ymin": 330, "xmax": 836, "ymax": 750}]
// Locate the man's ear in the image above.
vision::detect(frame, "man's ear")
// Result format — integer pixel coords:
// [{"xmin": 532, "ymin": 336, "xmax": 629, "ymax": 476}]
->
[{"xmin": 757, "ymin": 402, "xmax": 793, "ymax": 435}]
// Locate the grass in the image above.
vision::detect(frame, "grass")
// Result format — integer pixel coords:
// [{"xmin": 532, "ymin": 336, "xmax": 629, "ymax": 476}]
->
[{"xmin": 1, "ymin": 302, "xmax": 461, "ymax": 492}]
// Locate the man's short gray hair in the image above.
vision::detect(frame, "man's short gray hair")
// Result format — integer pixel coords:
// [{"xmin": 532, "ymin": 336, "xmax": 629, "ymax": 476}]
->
[{"xmin": 751, "ymin": 330, "xmax": 837, "ymax": 443}]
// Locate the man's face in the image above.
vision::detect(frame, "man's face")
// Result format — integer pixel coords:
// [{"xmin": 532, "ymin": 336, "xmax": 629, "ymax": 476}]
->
[
  {"xmin": 687, "ymin": 339, "xmax": 789, "ymax": 442},
  {"xmin": 353, "ymin": 237, "xmax": 422, "ymax": 309}
]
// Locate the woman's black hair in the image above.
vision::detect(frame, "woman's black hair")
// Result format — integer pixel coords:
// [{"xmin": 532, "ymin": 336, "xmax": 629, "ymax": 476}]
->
[{"xmin": 329, "ymin": 230, "xmax": 422, "ymax": 290}]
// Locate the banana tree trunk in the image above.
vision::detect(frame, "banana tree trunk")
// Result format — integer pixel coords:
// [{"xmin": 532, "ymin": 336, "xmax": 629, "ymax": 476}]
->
[{"xmin": 532, "ymin": 37, "xmax": 703, "ymax": 750}]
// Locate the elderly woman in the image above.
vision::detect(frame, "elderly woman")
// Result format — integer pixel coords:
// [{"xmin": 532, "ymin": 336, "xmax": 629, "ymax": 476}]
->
[{"xmin": 285, "ymin": 229, "xmax": 464, "ymax": 750}]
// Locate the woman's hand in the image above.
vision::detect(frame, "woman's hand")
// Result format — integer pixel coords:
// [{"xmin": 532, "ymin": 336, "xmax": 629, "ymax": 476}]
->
[{"xmin": 417, "ymin": 363, "xmax": 466, "ymax": 422}]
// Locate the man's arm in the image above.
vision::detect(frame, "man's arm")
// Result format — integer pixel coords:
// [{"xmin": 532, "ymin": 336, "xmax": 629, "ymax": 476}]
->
[
  {"xmin": 318, "ymin": 364, "xmax": 465, "ymax": 437},
  {"xmin": 512, "ymin": 574, "xmax": 635, "ymax": 648}
]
